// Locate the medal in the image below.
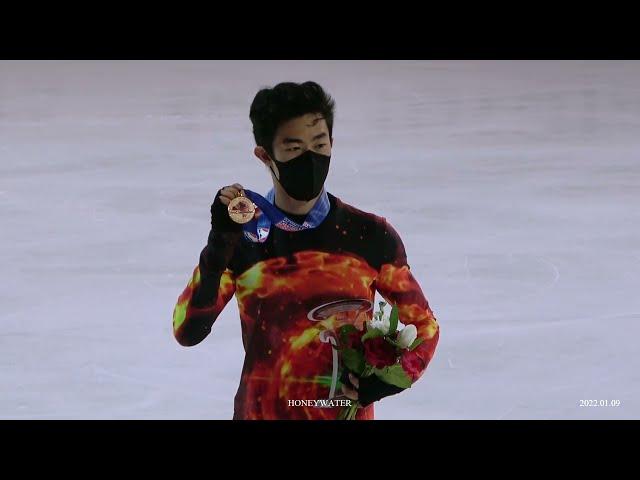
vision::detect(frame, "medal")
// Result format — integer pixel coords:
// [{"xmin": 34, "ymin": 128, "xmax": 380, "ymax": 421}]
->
[{"xmin": 227, "ymin": 190, "xmax": 256, "ymax": 224}]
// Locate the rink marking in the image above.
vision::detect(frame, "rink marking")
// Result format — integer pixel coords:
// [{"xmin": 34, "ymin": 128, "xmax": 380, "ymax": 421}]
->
[{"xmin": 459, "ymin": 311, "xmax": 640, "ymax": 337}]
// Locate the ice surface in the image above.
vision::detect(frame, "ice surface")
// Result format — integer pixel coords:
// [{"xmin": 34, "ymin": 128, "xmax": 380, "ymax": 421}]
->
[{"xmin": 1, "ymin": 60, "xmax": 639, "ymax": 419}]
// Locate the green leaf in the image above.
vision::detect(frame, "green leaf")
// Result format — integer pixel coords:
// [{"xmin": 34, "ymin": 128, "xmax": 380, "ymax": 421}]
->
[
  {"xmin": 361, "ymin": 367, "xmax": 375, "ymax": 377},
  {"xmin": 373, "ymin": 364, "xmax": 413, "ymax": 389},
  {"xmin": 388, "ymin": 303, "xmax": 399, "ymax": 334},
  {"xmin": 338, "ymin": 324, "xmax": 358, "ymax": 348},
  {"xmin": 341, "ymin": 348, "xmax": 365, "ymax": 375},
  {"xmin": 361, "ymin": 327, "xmax": 385, "ymax": 342},
  {"xmin": 408, "ymin": 337, "xmax": 425, "ymax": 351},
  {"xmin": 339, "ymin": 324, "xmax": 358, "ymax": 335}
]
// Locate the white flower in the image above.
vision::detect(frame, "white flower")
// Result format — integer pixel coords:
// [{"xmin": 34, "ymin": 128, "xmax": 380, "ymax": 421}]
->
[
  {"xmin": 397, "ymin": 324, "xmax": 418, "ymax": 349},
  {"xmin": 368, "ymin": 315, "xmax": 390, "ymax": 335}
]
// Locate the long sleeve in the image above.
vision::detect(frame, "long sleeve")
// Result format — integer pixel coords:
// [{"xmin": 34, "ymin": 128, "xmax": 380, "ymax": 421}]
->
[
  {"xmin": 375, "ymin": 218, "xmax": 440, "ymax": 384},
  {"xmin": 172, "ymin": 228, "xmax": 240, "ymax": 347}
]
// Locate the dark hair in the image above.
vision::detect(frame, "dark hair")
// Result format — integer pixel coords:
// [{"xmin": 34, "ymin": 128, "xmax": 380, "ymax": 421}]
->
[{"xmin": 249, "ymin": 81, "xmax": 336, "ymax": 158}]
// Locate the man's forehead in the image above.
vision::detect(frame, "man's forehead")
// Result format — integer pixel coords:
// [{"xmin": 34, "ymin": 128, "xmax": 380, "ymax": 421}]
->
[
  {"xmin": 304, "ymin": 113, "xmax": 326, "ymax": 127},
  {"xmin": 276, "ymin": 113, "xmax": 328, "ymax": 138}
]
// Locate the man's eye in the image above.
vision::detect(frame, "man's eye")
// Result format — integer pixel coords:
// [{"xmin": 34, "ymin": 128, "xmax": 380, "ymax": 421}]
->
[{"xmin": 316, "ymin": 144, "xmax": 326, "ymax": 148}]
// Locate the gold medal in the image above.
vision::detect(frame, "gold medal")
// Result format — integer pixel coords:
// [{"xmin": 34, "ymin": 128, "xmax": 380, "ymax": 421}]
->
[{"xmin": 227, "ymin": 190, "xmax": 256, "ymax": 224}]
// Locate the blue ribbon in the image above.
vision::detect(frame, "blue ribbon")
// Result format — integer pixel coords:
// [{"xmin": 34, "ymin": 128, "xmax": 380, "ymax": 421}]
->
[{"xmin": 240, "ymin": 187, "xmax": 331, "ymax": 243}]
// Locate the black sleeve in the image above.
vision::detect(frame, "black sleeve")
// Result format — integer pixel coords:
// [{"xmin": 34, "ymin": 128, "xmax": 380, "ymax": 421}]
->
[
  {"xmin": 172, "ymin": 193, "xmax": 243, "ymax": 346},
  {"xmin": 339, "ymin": 369, "xmax": 405, "ymax": 407},
  {"xmin": 357, "ymin": 374, "xmax": 405, "ymax": 407},
  {"xmin": 191, "ymin": 228, "xmax": 242, "ymax": 307}
]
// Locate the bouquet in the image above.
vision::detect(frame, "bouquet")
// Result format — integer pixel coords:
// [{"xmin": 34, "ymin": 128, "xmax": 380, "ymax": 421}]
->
[{"xmin": 336, "ymin": 301, "xmax": 424, "ymax": 420}]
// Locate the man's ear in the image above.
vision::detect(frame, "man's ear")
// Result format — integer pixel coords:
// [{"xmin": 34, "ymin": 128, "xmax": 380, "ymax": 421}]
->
[{"xmin": 254, "ymin": 146, "xmax": 270, "ymax": 165}]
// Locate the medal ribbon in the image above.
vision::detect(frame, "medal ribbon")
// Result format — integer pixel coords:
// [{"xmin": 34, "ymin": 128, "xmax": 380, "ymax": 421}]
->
[{"xmin": 239, "ymin": 187, "xmax": 330, "ymax": 243}]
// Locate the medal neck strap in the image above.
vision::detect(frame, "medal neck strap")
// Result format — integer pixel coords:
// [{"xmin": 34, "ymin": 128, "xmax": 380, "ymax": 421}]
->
[{"xmin": 241, "ymin": 187, "xmax": 331, "ymax": 243}]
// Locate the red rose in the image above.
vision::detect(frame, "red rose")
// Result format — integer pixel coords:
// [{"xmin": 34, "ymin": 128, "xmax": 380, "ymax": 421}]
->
[
  {"xmin": 363, "ymin": 337, "xmax": 397, "ymax": 369},
  {"xmin": 401, "ymin": 349, "xmax": 425, "ymax": 381}
]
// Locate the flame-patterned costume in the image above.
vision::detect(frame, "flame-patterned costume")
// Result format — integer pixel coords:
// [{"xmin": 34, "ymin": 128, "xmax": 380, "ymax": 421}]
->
[{"xmin": 172, "ymin": 192, "xmax": 440, "ymax": 419}]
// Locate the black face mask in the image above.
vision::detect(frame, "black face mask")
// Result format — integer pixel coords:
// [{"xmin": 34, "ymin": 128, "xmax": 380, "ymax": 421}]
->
[{"xmin": 268, "ymin": 149, "xmax": 331, "ymax": 201}]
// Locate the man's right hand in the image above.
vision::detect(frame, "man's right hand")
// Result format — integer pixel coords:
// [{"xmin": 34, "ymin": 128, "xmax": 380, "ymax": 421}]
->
[{"xmin": 210, "ymin": 183, "xmax": 262, "ymax": 232}]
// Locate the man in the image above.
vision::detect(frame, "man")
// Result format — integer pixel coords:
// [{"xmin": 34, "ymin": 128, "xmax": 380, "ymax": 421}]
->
[{"xmin": 172, "ymin": 81, "xmax": 440, "ymax": 420}]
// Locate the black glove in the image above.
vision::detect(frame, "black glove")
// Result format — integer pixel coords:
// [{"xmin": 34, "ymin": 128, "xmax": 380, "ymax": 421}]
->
[
  {"xmin": 210, "ymin": 188, "xmax": 244, "ymax": 233},
  {"xmin": 340, "ymin": 369, "xmax": 405, "ymax": 407}
]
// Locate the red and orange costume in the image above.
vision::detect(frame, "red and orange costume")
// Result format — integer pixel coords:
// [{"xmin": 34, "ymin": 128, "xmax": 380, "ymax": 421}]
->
[{"xmin": 172, "ymin": 192, "xmax": 439, "ymax": 419}]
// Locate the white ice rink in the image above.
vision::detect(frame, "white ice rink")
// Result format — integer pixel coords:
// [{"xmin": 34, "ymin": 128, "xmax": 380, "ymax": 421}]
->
[{"xmin": 1, "ymin": 60, "xmax": 639, "ymax": 419}]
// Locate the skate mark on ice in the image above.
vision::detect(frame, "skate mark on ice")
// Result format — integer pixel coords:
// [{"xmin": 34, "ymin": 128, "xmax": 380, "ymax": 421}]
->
[
  {"xmin": 463, "ymin": 255, "xmax": 471, "ymax": 284},
  {"xmin": 497, "ymin": 404, "xmax": 517, "ymax": 420},
  {"xmin": 535, "ymin": 255, "xmax": 560, "ymax": 291}
]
